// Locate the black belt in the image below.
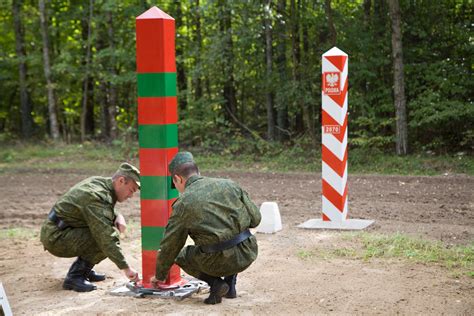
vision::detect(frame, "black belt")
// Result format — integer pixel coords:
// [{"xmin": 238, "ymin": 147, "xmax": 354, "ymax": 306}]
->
[
  {"xmin": 200, "ymin": 229, "xmax": 252, "ymax": 253},
  {"xmin": 48, "ymin": 208, "xmax": 70, "ymax": 230}
]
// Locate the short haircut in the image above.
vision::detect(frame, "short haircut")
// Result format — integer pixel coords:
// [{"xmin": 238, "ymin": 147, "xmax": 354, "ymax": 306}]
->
[
  {"xmin": 112, "ymin": 172, "xmax": 132, "ymax": 183},
  {"xmin": 173, "ymin": 162, "xmax": 199, "ymax": 179}
]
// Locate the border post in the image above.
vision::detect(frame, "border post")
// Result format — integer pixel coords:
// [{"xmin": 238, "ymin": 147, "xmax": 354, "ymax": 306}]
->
[
  {"xmin": 136, "ymin": 6, "xmax": 181, "ymax": 287},
  {"xmin": 298, "ymin": 47, "xmax": 374, "ymax": 230}
]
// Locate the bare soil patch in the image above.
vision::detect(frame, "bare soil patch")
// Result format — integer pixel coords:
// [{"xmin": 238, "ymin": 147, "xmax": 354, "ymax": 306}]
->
[{"xmin": 1, "ymin": 170, "xmax": 473, "ymax": 315}]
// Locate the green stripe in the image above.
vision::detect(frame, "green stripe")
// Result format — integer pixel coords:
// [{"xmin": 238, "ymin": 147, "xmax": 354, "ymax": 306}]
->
[
  {"xmin": 142, "ymin": 226, "xmax": 166, "ymax": 250},
  {"xmin": 140, "ymin": 176, "xmax": 178, "ymax": 200},
  {"xmin": 139, "ymin": 124, "xmax": 178, "ymax": 148},
  {"xmin": 137, "ymin": 73, "xmax": 177, "ymax": 97}
]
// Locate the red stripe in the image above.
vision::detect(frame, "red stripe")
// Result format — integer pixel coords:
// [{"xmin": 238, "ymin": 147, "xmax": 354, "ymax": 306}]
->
[
  {"xmin": 328, "ymin": 77, "xmax": 348, "ymax": 107},
  {"xmin": 322, "ymin": 179, "xmax": 348, "ymax": 212},
  {"xmin": 325, "ymin": 55, "xmax": 347, "ymax": 72},
  {"xmin": 322, "ymin": 111, "xmax": 347, "ymax": 143},
  {"xmin": 141, "ymin": 249, "xmax": 158, "ymax": 288},
  {"xmin": 138, "ymin": 97, "xmax": 178, "ymax": 125},
  {"xmin": 322, "ymin": 213, "xmax": 330, "ymax": 221},
  {"xmin": 141, "ymin": 199, "xmax": 176, "ymax": 227},
  {"xmin": 141, "ymin": 251, "xmax": 183, "ymax": 288},
  {"xmin": 167, "ymin": 264, "xmax": 182, "ymax": 285},
  {"xmin": 136, "ymin": 18, "xmax": 176, "ymax": 73},
  {"xmin": 322, "ymin": 144, "xmax": 347, "ymax": 177},
  {"xmin": 139, "ymin": 148, "xmax": 178, "ymax": 176}
]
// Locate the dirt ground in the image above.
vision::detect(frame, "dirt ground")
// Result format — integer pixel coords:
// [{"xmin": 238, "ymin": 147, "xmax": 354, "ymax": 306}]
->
[{"xmin": 0, "ymin": 169, "xmax": 473, "ymax": 315}]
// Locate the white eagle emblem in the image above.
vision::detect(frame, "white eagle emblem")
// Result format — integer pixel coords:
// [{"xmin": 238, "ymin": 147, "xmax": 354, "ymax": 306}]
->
[{"xmin": 325, "ymin": 73, "xmax": 339, "ymax": 87}]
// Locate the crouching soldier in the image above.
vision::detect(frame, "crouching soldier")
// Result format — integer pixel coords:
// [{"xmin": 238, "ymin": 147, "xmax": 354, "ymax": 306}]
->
[
  {"xmin": 40, "ymin": 163, "xmax": 141, "ymax": 292},
  {"xmin": 151, "ymin": 152, "xmax": 261, "ymax": 304}
]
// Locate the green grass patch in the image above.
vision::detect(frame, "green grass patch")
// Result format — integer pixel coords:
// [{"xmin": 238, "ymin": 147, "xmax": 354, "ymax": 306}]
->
[
  {"xmin": 0, "ymin": 141, "xmax": 135, "ymax": 174},
  {"xmin": 299, "ymin": 232, "xmax": 474, "ymax": 277},
  {"xmin": 356, "ymin": 233, "xmax": 473, "ymax": 268},
  {"xmin": 0, "ymin": 227, "xmax": 38, "ymax": 240},
  {"xmin": 0, "ymin": 141, "xmax": 472, "ymax": 175}
]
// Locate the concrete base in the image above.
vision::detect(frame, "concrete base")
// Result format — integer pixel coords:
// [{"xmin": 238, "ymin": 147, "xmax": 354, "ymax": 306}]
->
[
  {"xmin": 110, "ymin": 278, "xmax": 209, "ymax": 300},
  {"xmin": 298, "ymin": 218, "xmax": 374, "ymax": 230}
]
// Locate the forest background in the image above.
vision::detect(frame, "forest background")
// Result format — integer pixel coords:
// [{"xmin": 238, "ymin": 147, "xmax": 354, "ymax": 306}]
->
[{"xmin": 0, "ymin": 0, "xmax": 472, "ymax": 174}]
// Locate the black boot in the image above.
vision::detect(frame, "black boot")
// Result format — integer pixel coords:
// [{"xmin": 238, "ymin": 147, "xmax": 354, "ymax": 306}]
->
[
  {"xmin": 224, "ymin": 274, "xmax": 237, "ymax": 298},
  {"xmin": 87, "ymin": 269, "xmax": 106, "ymax": 282},
  {"xmin": 63, "ymin": 257, "xmax": 97, "ymax": 292},
  {"xmin": 198, "ymin": 273, "xmax": 229, "ymax": 305}
]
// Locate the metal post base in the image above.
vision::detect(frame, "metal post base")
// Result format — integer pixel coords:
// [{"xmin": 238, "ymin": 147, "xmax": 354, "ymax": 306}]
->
[
  {"xmin": 110, "ymin": 278, "xmax": 209, "ymax": 300},
  {"xmin": 298, "ymin": 218, "xmax": 374, "ymax": 230}
]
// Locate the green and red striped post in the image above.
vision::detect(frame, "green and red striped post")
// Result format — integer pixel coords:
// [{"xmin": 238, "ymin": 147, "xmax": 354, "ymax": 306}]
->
[{"xmin": 136, "ymin": 6, "xmax": 181, "ymax": 288}]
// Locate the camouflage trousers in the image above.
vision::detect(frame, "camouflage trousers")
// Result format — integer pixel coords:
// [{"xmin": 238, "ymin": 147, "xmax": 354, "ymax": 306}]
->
[
  {"xmin": 40, "ymin": 220, "xmax": 106, "ymax": 265},
  {"xmin": 175, "ymin": 237, "xmax": 256, "ymax": 278}
]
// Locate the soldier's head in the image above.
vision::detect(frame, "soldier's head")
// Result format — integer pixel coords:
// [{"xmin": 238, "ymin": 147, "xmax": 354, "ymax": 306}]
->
[
  {"xmin": 112, "ymin": 163, "xmax": 140, "ymax": 202},
  {"xmin": 169, "ymin": 151, "xmax": 199, "ymax": 193}
]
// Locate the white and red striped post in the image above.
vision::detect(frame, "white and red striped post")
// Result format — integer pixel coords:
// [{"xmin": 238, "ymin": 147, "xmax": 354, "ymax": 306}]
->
[{"xmin": 299, "ymin": 47, "xmax": 374, "ymax": 230}]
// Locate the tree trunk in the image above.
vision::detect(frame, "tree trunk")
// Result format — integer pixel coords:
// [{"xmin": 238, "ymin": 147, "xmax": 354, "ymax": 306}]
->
[
  {"xmin": 219, "ymin": 1, "xmax": 238, "ymax": 123},
  {"xmin": 325, "ymin": 0, "xmax": 337, "ymax": 47},
  {"xmin": 80, "ymin": 0, "xmax": 94, "ymax": 142},
  {"xmin": 106, "ymin": 10, "xmax": 118, "ymax": 140},
  {"xmin": 264, "ymin": 0, "xmax": 275, "ymax": 141},
  {"xmin": 276, "ymin": 0, "xmax": 288, "ymax": 141},
  {"xmin": 174, "ymin": 0, "xmax": 187, "ymax": 110},
  {"xmin": 38, "ymin": 0, "xmax": 60, "ymax": 141},
  {"xmin": 95, "ymin": 30, "xmax": 109, "ymax": 141},
  {"xmin": 301, "ymin": 0, "xmax": 315, "ymax": 143},
  {"xmin": 192, "ymin": 0, "xmax": 203, "ymax": 100},
  {"xmin": 388, "ymin": 0, "xmax": 408, "ymax": 155},
  {"xmin": 290, "ymin": 0, "xmax": 303, "ymax": 135},
  {"xmin": 12, "ymin": 0, "xmax": 34, "ymax": 139}
]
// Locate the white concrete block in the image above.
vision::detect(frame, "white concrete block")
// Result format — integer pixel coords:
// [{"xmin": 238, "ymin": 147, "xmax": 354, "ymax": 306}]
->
[{"xmin": 256, "ymin": 202, "xmax": 282, "ymax": 234}]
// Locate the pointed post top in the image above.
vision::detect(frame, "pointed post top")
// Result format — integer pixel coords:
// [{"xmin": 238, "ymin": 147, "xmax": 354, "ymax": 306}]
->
[
  {"xmin": 323, "ymin": 47, "xmax": 347, "ymax": 57},
  {"xmin": 136, "ymin": 6, "xmax": 174, "ymax": 20}
]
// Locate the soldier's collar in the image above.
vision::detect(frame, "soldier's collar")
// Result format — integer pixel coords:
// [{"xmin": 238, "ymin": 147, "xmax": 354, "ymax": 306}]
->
[
  {"xmin": 185, "ymin": 174, "xmax": 203, "ymax": 189},
  {"xmin": 106, "ymin": 177, "xmax": 118, "ymax": 204}
]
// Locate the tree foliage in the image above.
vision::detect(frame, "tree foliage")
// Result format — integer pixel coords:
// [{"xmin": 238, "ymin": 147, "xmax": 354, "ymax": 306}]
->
[{"xmin": 0, "ymin": 0, "xmax": 472, "ymax": 154}]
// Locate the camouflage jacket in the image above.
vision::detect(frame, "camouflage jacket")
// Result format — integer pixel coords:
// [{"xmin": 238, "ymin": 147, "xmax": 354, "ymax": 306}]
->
[
  {"xmin": 51, "ymin": 176, "xmax": 128, "ymax": 269},
  {"xmin": 155, "ymin": 175, "xmax": 261, "ymax": 280}
]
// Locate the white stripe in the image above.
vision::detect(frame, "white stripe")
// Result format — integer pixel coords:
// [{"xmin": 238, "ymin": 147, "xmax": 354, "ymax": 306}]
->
[
  {"xmin": 322, "ymin": 47, "xmax": 348, "ymax": 57},
  {"xmin": 322, "ymin": 94, "xmax": 347, "ymax": 125},
  {"xmin": 322, "ymin": 128, "xmax": 347, "ymax": 161},
  {"xmin": 340, "ymin": 60, "xmax": 348, "ymax": 88},
  {"xmin": 342, "ymin": 197, "xmax": 348, "ymax": 220},
  {"xmin": 322, "ymin": 196, "xmax": 345, "ymax": 221},
  {"xmin": 322, "ymin": 58, "xmax": 340, "ymax": 73},
  {"xmin": 322, "ymin": 55, "xmax": 348, "ymax": 75},
  {"xmin": 322, "ymin": 161, "xmax": 347, "ymax": 196}
]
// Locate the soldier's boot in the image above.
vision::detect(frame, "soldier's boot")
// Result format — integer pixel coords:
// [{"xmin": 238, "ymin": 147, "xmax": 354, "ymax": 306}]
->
[
  {"xmin": 224, "ymin": 274, "xmax": 237, "ymax": 298},
  {"xmin": 87, "ymin": 269, "xmax": 106, "ymax": 282},
  {"xmin": 63, "ymin": 257, "xmax": 97, "ymax": 292},
  {"xmin": 198, "ymin": 273, "xmax": 229, "ymax": 305}
]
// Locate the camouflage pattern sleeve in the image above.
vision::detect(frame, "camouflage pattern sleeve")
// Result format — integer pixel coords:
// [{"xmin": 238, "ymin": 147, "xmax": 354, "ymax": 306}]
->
[
  {"xmin": 81, "ymin": 201, "xmax": 129, "ymax": 269},
  {"xmin": 155, "ymin": 202, "xmax": 188, "ymax": 281},
  {"xmin": 242, "ymin": 189, "xmax": 261, "ymax": 228}
]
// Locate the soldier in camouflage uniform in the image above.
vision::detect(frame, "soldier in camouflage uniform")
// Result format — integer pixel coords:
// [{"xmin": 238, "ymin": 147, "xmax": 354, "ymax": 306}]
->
[
  {"xmin": 40, "ymin": 163, "xmax": 141, "ymax": 292},
  {"xmin": 151, "ymin": 152, "xmax": 261, "ymax": 304}
]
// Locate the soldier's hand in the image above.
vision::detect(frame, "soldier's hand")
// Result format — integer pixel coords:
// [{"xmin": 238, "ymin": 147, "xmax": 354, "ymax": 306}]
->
[
  {"xmin": 123, "ymin": 267, "xmax": 139, "ymax": 282},
  {"xmin": 114, "ymin": 214, "xmax": 127, "ymax": 234}
]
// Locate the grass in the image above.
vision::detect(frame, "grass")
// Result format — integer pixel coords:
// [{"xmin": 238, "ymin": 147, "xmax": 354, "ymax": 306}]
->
[
  {"xmin": 1, "ymin": 141, "xmax": 472, "ymax": 175},
  {"xmin": 298, "ymin": 232, "xmax": 474, "ymax": 277},
  {"xmin": 0, "ymin": 142, "xmax": 129, "ymax": 174},
  {"xmin": 0, "ymin": 227, "xmax": 38, "ymax": 240}
]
